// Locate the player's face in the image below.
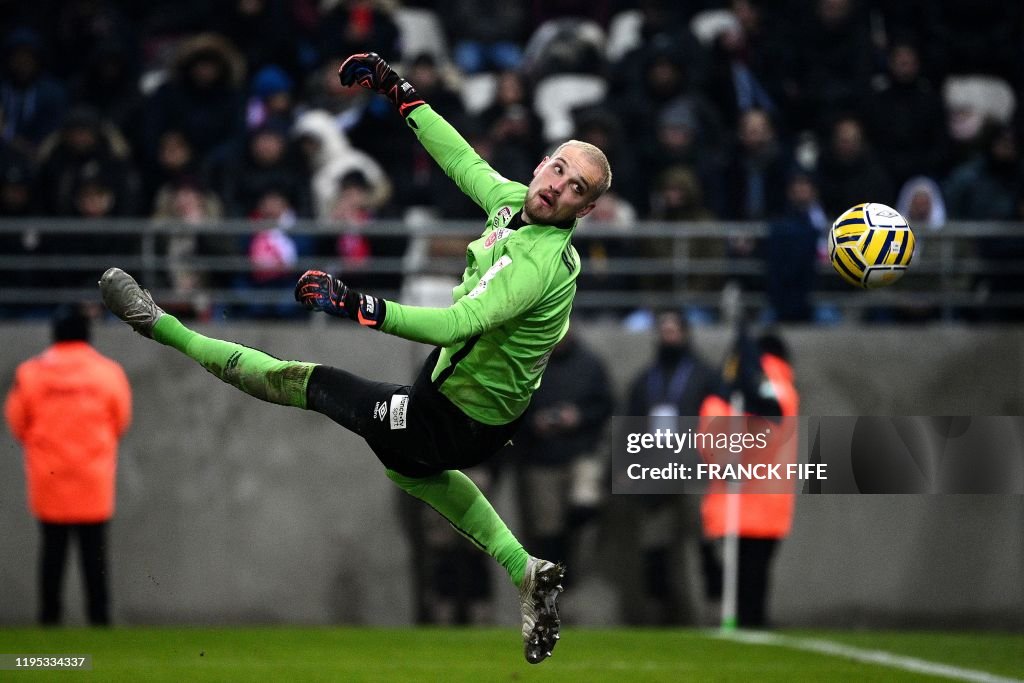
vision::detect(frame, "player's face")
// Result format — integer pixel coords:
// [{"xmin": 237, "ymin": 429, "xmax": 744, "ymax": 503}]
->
[{"xmin": 524, "ymin": 146, "xmax": 601, "ymax": 225}]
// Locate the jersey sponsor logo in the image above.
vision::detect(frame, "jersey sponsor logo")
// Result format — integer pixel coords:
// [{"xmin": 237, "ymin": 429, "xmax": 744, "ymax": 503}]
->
[
  {"xmin": 374, "ymin": 401, "xmax": 387, "ymax": 421},
  {"xmin": 389, "ymin": 393, "xmax": 408, "ymax": 430},
  {"xmin": 491, "ymin": 205, "xmax": 514, "ymax": 230},
  {"xmin": 483, "ymin": 227, "xmax": 513, "ymax": 249},
  {"xmin": 467, "ymin": 255, "xmax": 512, "ymax": 299}
]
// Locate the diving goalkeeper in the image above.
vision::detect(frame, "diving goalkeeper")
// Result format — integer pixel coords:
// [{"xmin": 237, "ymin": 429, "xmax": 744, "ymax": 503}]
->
[{"xmin": 99, "ymin": 52, "xmax": 611, "ymax": 664}]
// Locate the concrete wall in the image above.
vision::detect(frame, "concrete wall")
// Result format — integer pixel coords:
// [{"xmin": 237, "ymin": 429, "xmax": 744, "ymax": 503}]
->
[{"xmin": 1, "ymin": 321, "xmax": 1022, "ymax": 628}]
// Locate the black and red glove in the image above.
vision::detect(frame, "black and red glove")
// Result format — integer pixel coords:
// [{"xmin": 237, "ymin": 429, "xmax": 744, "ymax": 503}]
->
[
  {"xmin": 294, "ymin": 270, "xmax": 386, "ymax": 329},
  {"xmin": 338, "ymin": 52, "xmax": 425, "ymax": 118}
]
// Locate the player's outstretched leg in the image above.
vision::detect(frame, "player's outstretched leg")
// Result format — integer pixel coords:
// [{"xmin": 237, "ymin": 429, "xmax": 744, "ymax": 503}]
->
[
  {"xmin": 99, "ymin": 267, "xmax": 314, "ymax": 407},
  {"xmin": 386, "ymin": 468, "xmax": 565, "ymax": 663}
]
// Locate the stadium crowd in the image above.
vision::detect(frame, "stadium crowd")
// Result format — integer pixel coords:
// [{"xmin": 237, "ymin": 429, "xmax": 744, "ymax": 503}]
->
[{"xmin": 1, "ymin": 0, "xmax": 1022, "ymax": 321}]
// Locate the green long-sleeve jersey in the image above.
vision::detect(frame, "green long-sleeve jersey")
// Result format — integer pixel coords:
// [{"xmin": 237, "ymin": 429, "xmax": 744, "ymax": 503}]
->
[{"xmin": 379, "ymin": 105, "xmax": 581, "ymax": 425}]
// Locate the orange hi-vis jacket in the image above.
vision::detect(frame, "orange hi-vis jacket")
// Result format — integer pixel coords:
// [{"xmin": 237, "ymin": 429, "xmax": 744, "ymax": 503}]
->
[
  {"xmin": 5, "ymin": 341, "xmax": 132, "ymax": 523},
  {"xmin": 699, "ymin": 353, "xmax": 798, "ymax": 540}
]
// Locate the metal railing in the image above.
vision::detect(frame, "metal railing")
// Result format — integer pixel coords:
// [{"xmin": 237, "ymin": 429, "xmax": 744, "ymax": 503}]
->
[{"xmin": 1, "ymin": 218, "xmax": 1021, "ymax": 320}]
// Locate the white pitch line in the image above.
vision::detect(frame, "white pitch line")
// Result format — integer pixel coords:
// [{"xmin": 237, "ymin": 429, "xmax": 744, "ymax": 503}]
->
[{"xmin": 714, "ymin": 630, "xmax": 1022, "ymax": 683}]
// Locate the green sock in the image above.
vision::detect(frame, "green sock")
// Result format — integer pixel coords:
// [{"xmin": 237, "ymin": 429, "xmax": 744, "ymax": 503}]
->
[
  {"xmin": 386, "ymin": 468, "xmax": 529, "ymax": 586},
  {"xmin": 152, "ymin": 314, "xmax": 315, "ymax": 408}
]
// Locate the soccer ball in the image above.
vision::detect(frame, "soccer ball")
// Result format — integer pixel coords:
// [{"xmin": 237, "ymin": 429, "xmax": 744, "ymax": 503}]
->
[{"xmin": 828, "ymin": 203, "xmax": 915, "ymax": 289}]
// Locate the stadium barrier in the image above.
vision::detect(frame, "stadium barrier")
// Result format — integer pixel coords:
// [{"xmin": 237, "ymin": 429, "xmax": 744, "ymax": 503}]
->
[{"xmin": 1, "ymin": 218, "xmax": 1022, "ymax": 318}]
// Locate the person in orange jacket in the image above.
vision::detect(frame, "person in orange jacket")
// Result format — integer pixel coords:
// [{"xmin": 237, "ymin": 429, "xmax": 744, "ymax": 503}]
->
[
  {"xmin": 5, "ymin": 305, "xmax": 132, "ymax": 625},
  {"xmin": 698, "ymin": 325, "xmax": 798, "ymax": 628}
]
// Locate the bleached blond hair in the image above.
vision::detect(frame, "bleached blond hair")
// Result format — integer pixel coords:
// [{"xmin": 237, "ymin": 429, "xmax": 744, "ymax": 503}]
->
[{"xmin": 551, "ymin": 139, "xmax": 612, "ymax": 198}]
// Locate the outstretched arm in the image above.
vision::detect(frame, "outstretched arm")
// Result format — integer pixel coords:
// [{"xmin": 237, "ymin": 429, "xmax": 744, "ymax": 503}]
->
[
  {"xmin": 295, "ymin": 253, "xmax": 544, "ymax": 347},
  {"xmin": 338, "ymin": 52, "xmax": 512, "ymax": 212}
]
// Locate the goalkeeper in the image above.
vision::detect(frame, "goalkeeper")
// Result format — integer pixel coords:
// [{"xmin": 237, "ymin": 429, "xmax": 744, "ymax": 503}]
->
[{"xmin": 99, "ymin": 52, "xmax": 611, "ymax": 665}]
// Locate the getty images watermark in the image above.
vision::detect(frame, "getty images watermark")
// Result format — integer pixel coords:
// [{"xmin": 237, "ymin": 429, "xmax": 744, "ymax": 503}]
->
[{"xmin": 611, "ymin": 416, "xmax": 1024, "ymax": 494}]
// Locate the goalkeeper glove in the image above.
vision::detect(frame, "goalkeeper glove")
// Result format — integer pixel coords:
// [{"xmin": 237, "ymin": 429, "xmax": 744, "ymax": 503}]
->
[
  {"xmin": 294, "ymin": 270, "xmax": 386, "ymax": 329},
  {"xmin": 338, "ymin": 52, "xmax": 425, "ymax": 118}
]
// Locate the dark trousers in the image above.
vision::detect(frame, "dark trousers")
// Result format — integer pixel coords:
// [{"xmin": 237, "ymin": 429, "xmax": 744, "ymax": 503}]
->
[
  {"xmin": 305, "ymin": 349, "xmax": 521, "ymax": 478},
  {"xmin": 39, "ymin": 521, "xmax": 110, "ymax": 626},
  {"xmin": 736, "ymin": 537, "xmax": 778, "ymax": 628},
  {"xmin": 701, "ymin": 537, "xmax": 779, "ymax": 628}
]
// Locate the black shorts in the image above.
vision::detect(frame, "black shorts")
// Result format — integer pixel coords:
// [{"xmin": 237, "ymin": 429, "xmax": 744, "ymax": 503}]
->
[{"xmin": 305, "ymin": 349, "xmax": 523, "ymax": 478}]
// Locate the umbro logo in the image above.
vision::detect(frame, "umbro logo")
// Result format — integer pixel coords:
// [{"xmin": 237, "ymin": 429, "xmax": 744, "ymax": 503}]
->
[{"xmin": 374, "ymin": 401, "xmax": 387, "ymax": 421}]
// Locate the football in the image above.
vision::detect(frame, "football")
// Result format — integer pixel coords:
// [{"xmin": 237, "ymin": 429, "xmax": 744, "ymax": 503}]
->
[{"xmin": 828, "ymin": 203, "xmax": 916, "ymax": 289}]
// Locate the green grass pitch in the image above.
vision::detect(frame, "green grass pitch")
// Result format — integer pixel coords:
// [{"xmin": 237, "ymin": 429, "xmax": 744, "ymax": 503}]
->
[{"xmin": 2, "ymin": 627, "xmax": 1021, "ymax": 682}]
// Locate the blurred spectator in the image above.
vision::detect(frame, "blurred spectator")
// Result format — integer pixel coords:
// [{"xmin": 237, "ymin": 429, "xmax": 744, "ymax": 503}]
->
[
  {"xmin": 571, "ymin": 107, "xmax": 642, "ymax": 213},
  {"xmin": 142, "ymin": 33, "xmax": 246, "ymax": 168},
  {"xmin": 34, "ymin": 107, "xmax": 141, "ymax": 218},
  {"xmin": 246, "ymin": 65, "xmax": 297, "ymax": 130},
  {"xmin": 240, "ymin": 189, "xmax": 313, "ymax": 318},
  {"xmin": 869, "ymin": 1, "xmax": 943, "ymax": 78},
  {"xmin": 521, "ymin": 17, "xmax": 606, "ymax": 79},
  {"xmin": 623, "ymin": 310, "xmax": 718, "ymax": 624},
  {"xmin": 608, "ymin": 2, "xmax": 704, "ymax": 94},
  {"xmin": 816, "ymin": 115, "xmax": 892, "ymax": 216},
  {"xmin": 785, "ymin": 0, "xmax": 875, "ymax": 131},
  {"xmin": 506, "ymin": 328, "xmax": 613, "ymax": 582},
  {"xmin": 209, "ymin": 117, "xmax": 312, "ymax": 218},
  {"xmin": 141, "ymin": 130, "xmax": 200, "ymax": 212},
  {"xmin": 650, "ymin": 166, "xmax": 727, "ymax": 315},
  {"xmin": 0, "ymin": 27, "xmax": 69, "ymax": 157},
  {"xmin": 698, "ymin": 325, "xmax": 798, "ymax": 629},
  {"xmin": 317, "ymin": 0, "xmax": 401, "ymax": 64},
  {"xmin": 650, "ymin": 166, "xmax": 716, "ymax": 223},
  {"xmin": 718, "ymin": 108, "xmax": 790, "ymax": 220},
  {"xmin": 330, "ymin": 171, "xmax": 376, "ymax": 227},
  {"xmin": 152, "ymin": 180, "xmax": 229, "ymax": 319},
  {"xmin": 69, "ymin": 40, "xmax": 144, "ymax": 153},
  {"xmin": 944, "ymin": 123, "xmax": 1021, "ymax": 221},
  {"xmin": 405, "ymin": 54, "xmax": 465, "ymax": 120},
  {"xmin": 639, "ymin": 95, "xmax": 725, "ymax": 216},
  {"xmin": 293, "ymin": 109, "xmax": 391, "ymax": 220},
  {"xmin": 58, "ymin": 163, "xmax": 141, "ymax": 287},
  {"xmin": 861, "ymin": 42, "xmax": 948, "ymax": 191},
  {"xmin": 71, "ymin": 167, "xmax": 120, "ymax": 219},
  {"xmin": 5, "ymin": 304, "xmax": 132, "ymax": 626},
  {"xmin": 764, "ymin": 170, "xmax": 827, "ymax": 322},
  {"xmin": 704, "ymin": 2, "xmax": 784, "ymax": 133},
  {"xmin": 896, "ymin": 175, "xmax": 946, "ymax": 232},
  {"xmin": 944, "ymin": 123, "xmax": 1024, "ymax": 320},
  {"xmin": 479, "ymin": 70, "xmax": 545, "ymax": 183},
  {"xmin": 438, "ymin": 0, "xmax": 527, "ymax": 73},
  {"xmin": 327, "ymin": 169, "xmax": 405, "ymax": 293},
  {"xmin": 893, "ymin": 176, "xmax": 949, "ymax": 322},
  {"xmin": 617, "ymin": 37, "xmax": 714, "ymax": 139}
]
